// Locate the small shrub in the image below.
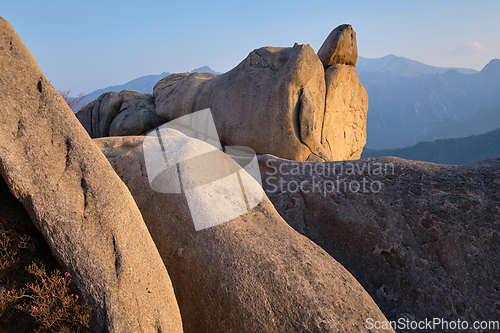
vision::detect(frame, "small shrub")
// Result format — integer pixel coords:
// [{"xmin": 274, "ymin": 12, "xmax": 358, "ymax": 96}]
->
[
  {"xmin": 0, "ymin": 215, "xmax": 91, "ymax": 332},
  {"xmin": 0, "ymin": 227, "xmax": 38, "ymax": 332},
  {"xmin": 13, "ymin": 264, "xmax": 90, "ymax": 332}
]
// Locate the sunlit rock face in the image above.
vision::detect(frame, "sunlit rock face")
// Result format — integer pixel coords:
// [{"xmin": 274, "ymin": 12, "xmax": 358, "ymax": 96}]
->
[{"xmin": 78, "ymin": 24, "xmax": 368, "ymax": 162}]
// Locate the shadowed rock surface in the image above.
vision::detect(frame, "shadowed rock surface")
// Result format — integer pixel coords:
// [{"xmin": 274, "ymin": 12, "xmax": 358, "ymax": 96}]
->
[
  {"xmin": 0, "ymin": 17, "xmax": 183, "ymax": 333},
  {"xmin": 259, "ymin": 155, "xmax": 500, "ymax": 332},
  {"xmin": 77, "ymin": 90, "xmax": 165, "ymax": 138},
  {"xmin": 95, "ymin": 135, "xmax": 394, "ymax": 333}
]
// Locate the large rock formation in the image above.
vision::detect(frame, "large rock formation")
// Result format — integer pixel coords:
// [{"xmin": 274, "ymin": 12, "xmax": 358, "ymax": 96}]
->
[
  {"xmin": 155, "ymin": 45, "xmax": 330, "ymax": 162},
  {"xmin": 259, "ymin": 155, "xmax": 500, "ymax": 332},
  {"xmin": 76, "ymin": 90, "xmax": 165, "ymax": 138},
  {"xmin": 323, "ymin": 64, "xmax": 368, "ymax": 159},
  {"xmin": 0, "ymin": 17, "xmax": 183, "ymax": 332},
  {"xmin": 154, "ymin": 35, "xmax": 368, "ymax": 162},
  {"xmin": 154, "ymin": 72, "xmax": 218, "ymax": 120},
  {"xmin": 95, "ymin": 135, "xmax": 394, "ymax": 333},
  {"xmin": 77, "ymin": 24, "xmax": 368, "ymax": 162},
  {"xmin": 319, "ymin": 24, "xmax": 367, "ymax": 160}
]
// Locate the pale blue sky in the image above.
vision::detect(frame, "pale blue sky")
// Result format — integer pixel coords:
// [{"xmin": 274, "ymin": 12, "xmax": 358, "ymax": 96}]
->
[{"xmin": 3, "ymin": 0, "xmax": 499, "ymax": 95}]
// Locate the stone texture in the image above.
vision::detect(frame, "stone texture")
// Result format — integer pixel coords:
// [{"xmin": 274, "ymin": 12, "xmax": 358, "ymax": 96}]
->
[
  {"xmin": 153, "ymin": 72, "xmax": 218, "ymax": 120},
  {"xmin": 95, "ymin": 135, "xmax": 394, "ymax": 333},
  {"xmin": 76, "ymin": 90, "xmax": 165, "ymax": 138},
  {"xmin": 0, "ymin": 17, "xmax": 183, "ymax": 332},
  {"xmin": 193, "ymin": 44, "xmax": 330, "ymax": 161},
  {"xmin": 323, "ymin": 64, "xmax": 368, "ymax": 160},
  {"xmin": 317, "ymin": 24, "xmax": 358, "ymax": 68},
  {"xmin": 259, "ymin": 155, "xmax": 500, "ymax": 332},
  {"xmin": 152, "ymin": 39, "xmax": 368, "ymax": 162},
  {"xmin": 79, "ymin": 27, "xmax": 368, "ymax": 163}
]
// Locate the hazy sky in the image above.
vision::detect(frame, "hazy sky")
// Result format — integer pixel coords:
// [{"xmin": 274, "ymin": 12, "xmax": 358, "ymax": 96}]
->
[{"xmin": 3, "ymin": 0, "xmax": 499, "ymax": 95}]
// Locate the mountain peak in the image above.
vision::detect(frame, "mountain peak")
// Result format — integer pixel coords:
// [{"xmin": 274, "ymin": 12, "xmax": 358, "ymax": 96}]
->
[
  {"xmin": 480, "ymin": 59, "xmax": 500, "ymax": 73},
  {"xmin": 384, "ymin": 54, "xmax": 399, "ymax": 59},
  {"xmin": 191, "ymin": 66, "xmax": 217, "ymax": 74}
]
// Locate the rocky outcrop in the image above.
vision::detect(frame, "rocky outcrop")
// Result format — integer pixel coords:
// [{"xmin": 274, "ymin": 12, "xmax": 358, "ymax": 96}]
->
[
  {"xmin": 159, "ymin": 25, "xmax": 367, "ymax": 162},
  {"xmin": 317, "ymin": 24, "xmax": 358, "ymax": 67},
  {"xmin": 95, "ymin": 135, "xmax": 394, "ymax": 333},
  {"xmin": 0, "ymin": 17, "xmax": 183, "ymax": 332},
  {"xmin": 319, "ymin": 24, "xmax": 367, "ymax": 160},
  {"xmin": 154, "ymin": 72, "xmax": 218, "ymax": 120},
  {"xmin": 259, "ymin": 155, "xmax": 500, "ymax": 332},
  {"xmin": 76, "ymin": 90, "xmax": 165, "ymax": 138},
  {"xmin": 156, "ymin": 44, "xmax": 330, "ymax": 161},
  {"xmin": 78, "ymin": 24, "xmax": 368, "ymax": 162},
  {"xmin": 323, "ymin": 64, "xmax": 368, "ymax": 159}
]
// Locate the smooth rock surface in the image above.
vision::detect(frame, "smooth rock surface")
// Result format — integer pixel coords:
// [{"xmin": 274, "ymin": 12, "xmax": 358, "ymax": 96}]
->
[
  {"xmin": 76, "ymin": 90, "xmax": 165, "ymax": 138},
  {"xmin": 151, "ymin": 34, "xmax": 367, "ymax": 162},
  {"xmin": 323, "ymin": 64, "xmax": 368, "ymax": 160},
  {"xmin": 317, "ymin": 24, "xmax": 358, "ymax": 67},
  {"xmin": 79, "ymin": 25, "xmax": 368, "ymax": 163},
  {"xmin": 153, "ymin": 72, "xmax": 218, "ymax": 120},
  {"xmin": 192, "ymin": 44, "xmax": 330, "ymax": 161},
  {"xmin": 0, "ymin": 17, "xmax": 183, "ymax": 333},
  {"xmin": 96, "ymin": 135, "xmax": 394, "ymax": 333},
  {"xmin": 259, "ymin": 155, "xmax": 500, "ymax": 332}
]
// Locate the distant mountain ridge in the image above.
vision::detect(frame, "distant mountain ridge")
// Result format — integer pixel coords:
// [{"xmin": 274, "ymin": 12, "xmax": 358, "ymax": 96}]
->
[
  {"xmin": 356, "ymin": 54, "xmax": 478, "ymax": 76},
  {"xmin": 191, "ymin": 66, "xmax": 219, "ymax": 73},
  {"xmin": 419, "ymin": 104, "xmax": 500, "ymax": 142},
  {"xmin": 361, "ymin": 126, "xmax": 500, "ymax": 165},
  {"xmin": 76, "ymin": 66, "xmax": 220, "ymax": 110},
  {"xmin": 358, "ymin": 58, "xmax": 500, "ymax": 149},
  {"xmin": 75, "ymin": 56, "xmax": 500, "ymax": 153}
]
